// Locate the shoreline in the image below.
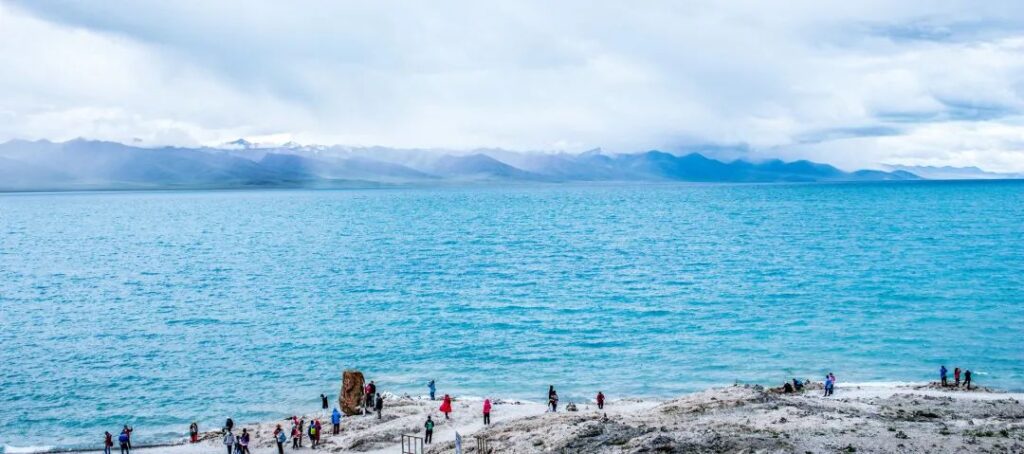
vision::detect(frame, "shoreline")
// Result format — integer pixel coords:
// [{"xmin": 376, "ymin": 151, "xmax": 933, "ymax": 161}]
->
[{"xmin": 9, "ymin": 381, "xmax": 1022, "ymax": 454}]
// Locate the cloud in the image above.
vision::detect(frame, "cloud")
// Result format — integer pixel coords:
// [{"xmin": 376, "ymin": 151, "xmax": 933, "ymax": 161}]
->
[{"xmin": 2, "ymin": 0, "xmax": 1024, "ymax": 171}]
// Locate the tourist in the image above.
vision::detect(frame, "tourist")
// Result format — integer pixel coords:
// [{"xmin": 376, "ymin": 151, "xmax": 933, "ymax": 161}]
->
[
  {"xmin": 225, "ymin": 418, "xmax": 234, "ymax": 433},
  {"xmin": 121, "ymin": 425, "xmax": 133, "ymax": 450},
  {"xmin": 597, "ymin": 391, "xmax": 605, "ymax": 409},
  {"xmin": 366, "ymin": 381, "xmax": 377, "ymax": 414},
  {"xmin": 239, "ymin": 428, "xmax": 251, "ymax": 454},
  {"xmin": 291, "ymin": 423, "xmax": 300, "ymax": 449},
  {"xmin": 483, "ymin": 398, "xmax": 492, "ymax": 424},
  {"xmin": 440, "ymin": 394, "xmax": 453, "ymax": 419},
  {"xmin": 823, "ymin": 374, "xmax": 833, "ymax": 397},
  {"xmin": 363, "ymin": 383, "xmax": 373, "ymax": 414},
  {"xmin": 118, "ymin": 429, "xmax": 130, "ymax": 454},
  {"xmin": 954, "ymin": 367, "xmax": 961, "ymax": 387},
  {"xmin": 321, "ymin": 393, "xmax": 329, "ymax": 415},
  {"xmin": 964, "ymin": 369, "xmax": 973, "ymax": 390},
  {"xmin": 828, "ymin": 373, "xmax": 836, "ymax": 395},
  {"xmin": 940, "ymin": 365, "xmax": 948, "ymax": 386},
  {"xmin": 104, "ymin": 431, "xmax": 113, "ymax": 454},
  {"xmin": 222, "ymin": 430, "xmax": 235, "ymax": 454},
  {"xmin": 424, "ymin": 416, "xmax": 435, "ymax": 444},
  {"xmin": 298, "ymin": 417, "xmax": 305, "ymax": 447},
  {"xmin": 308, "ymin": 420, "xmax": 318, "ymax": 449},
  {"xmin": 428, "ymin": 379, "xmax": 436, "ymax": 400},
  {"xmin": 332, "ymin": 407, "xmax": 342, "ymax": 434},
  {"xmin": 315, "ymin": 419, "xmax": 322, "ymax": 445},
  {"xmin": 375, "ymin": 393, "xmax": 385, "ymax": 419},
  {"xmin": 189, "ymin": 422, "xmax": 199, "ymax": 443},
  {"xmin": 549, "ymin": 387, "xmax": 559, "ymax": 412},
  {"xmin": 793, "ymin": 378, "xmax": 803, "ymax": 391},
  {"xmin": 274, "ymin": 424, "xmax": 286, "ymax": 454},
  {"xmin": 783, "ymin": 381, "xmax": 794, "ymax": 393}
]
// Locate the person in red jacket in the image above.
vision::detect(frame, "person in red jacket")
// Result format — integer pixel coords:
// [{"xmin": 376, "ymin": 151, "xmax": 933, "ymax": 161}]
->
[
  {"xmin": 954, "ymin": 368, "xmax": 962, "ymax": 387},
  {"xmin": 104, "ymin": 431, "xmax": 113, "ymax": 454},
  {"xmin": 482, "ymin": 398, "xmax": 492, "ymax": 425},
  {"xmin": 439, "ymin": 394, "xmax": 453, "ymax": 419},
  {"xmin": 597, "ymin": 391, "xmax": 605, "ymax": 410}
]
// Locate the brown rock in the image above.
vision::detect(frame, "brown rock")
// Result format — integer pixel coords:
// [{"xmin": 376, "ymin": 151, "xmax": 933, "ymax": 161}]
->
[{"xmin": 340, "ymin": 370, "xmax": 366, "ymax": 416}]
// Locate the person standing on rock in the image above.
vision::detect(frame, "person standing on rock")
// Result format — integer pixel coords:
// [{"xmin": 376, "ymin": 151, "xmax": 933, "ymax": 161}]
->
[
  {"xmin": 225, "ymin": 418, "xmax": 234, "ymax": 433},
  {"xmin": 823, "ymin": 374, "xmax": 833, "ymax": 397},
  {"xmin": 375, "ymin": 393, "xmax": 385, "ymax": 419},
  {"xmin": 222, "ymin": 430, "xmax": 235, "ymax": 454},
  {"xmin": 239, "ymin": 428, "xmax": 251, "ymax": 454},
  {"xmin": 424, "ymin": 416, "xmax": 435, "ymax": 443},
  {"xmin": 363, "ymin": 383, "xmax": 372, "ymax": 414},
  {"xmin": 428, "ymin": 379, "xmax": 436, "ymax": 400},
  {"xmin": 121, "ymin": 425, "xmax": 133, "ymax": 450},
  {"xmin": 483, "ymin": 398, "xmax": 492, "ymax": 425},
  {"xmin": 365, "ymin": 381, "xmax": 377, "ymax": 414},
  {"xmin": 274, "ymin": 424, "xmax": 286, "ymax": 454},
  {"xmin": 291, "ymin": 423, "xmax": 301, "ymax": 449},
  {"xmin": 964, "ymin": 369, "xmax": 973, "ymax": 390},
  {"xmin": 597, "ymin": 391, "xmax": 605, "ymax": 410},
  {"xmin": 321, "ymin": 393, "xmax": 329, "ymax": 416},
  {"xmin": 828, "ymin": 373, "xmax": 836, "ymax": 396},
  {"xmin": 189, "ymin": 422, "xmax": 199, "ymax": 443},
  {"xmin": 440, "ymin": 394, "xmax": 453, "ymax": 419},
  {"xmin": 315, "ymin": 419, "xmax": 322, "ymax": 445},
  {"xmin": 548, "ymin": 386, "xmax": 559, "ymax": 412},
  {"xmin": 298, "ymin": 417, "xmax": 305, "ymax": 447},
  {"xmin": 307, "ymin": 420, "xmax": 318, "ymax": 449},
  {"xmin": 118, "ymin": 429, "xmax": 131, "ymax": 454},
  {"xmin": 954, "ymin": 367, "xmax": 961, "ymax": 387},
  {"xmin": 940, "ymin": 365, "xmax": 949, "ymax": 386},
  {"xmin": 332, "ymin": 407, "xmax": 342, "ymax": 434},
  {"xmin": 103, "ymin": 431, "xmax": 113, "ymax": 454}
]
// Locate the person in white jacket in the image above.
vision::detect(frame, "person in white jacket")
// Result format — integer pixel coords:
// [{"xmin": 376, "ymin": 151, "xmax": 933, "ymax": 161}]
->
[{"xmin": 222, "ymin": 430, "xmax": 236, "ymax": 454}]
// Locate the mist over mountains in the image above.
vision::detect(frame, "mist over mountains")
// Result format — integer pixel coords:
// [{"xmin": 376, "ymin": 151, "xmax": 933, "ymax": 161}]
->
[{"xmin": 0, "ymin": 139, "xmax": 921, "ymax": 191}]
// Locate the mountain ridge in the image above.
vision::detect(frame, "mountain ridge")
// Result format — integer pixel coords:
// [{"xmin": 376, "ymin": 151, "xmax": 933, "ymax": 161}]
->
[{"xmin": 0, "ymin": 139, "xmax": 921, "ymax": 191}]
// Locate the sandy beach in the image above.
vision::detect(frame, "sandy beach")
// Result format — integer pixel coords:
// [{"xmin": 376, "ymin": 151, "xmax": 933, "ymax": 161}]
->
[{"xmin": 39, "ymin": 382, "xmax": 1023, "ymax": 454}]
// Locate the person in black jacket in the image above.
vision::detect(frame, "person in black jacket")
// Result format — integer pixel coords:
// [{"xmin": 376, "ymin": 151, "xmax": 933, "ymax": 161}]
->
[{"xmin": 374, "ymin": 393, "xmax": 384, "ymax": 419}]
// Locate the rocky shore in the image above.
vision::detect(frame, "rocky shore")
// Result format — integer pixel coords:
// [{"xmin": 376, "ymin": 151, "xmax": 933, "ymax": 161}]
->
[{"xmin": 64, "ymin": 383, "xmax": 1023, "ymax": 454}]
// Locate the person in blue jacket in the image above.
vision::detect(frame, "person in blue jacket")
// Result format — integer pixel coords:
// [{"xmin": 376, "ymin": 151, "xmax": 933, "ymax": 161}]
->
[
  {"xmin": 428, "ymin": 380, "xmax": 436, "ymax": 401},
  {"xmin": 940, "ymin": 365, "xmax": 948, "ymax": 386},
  {"xmin": 331, "ymin": 408, "xmax": 342, "ymax": 434}
]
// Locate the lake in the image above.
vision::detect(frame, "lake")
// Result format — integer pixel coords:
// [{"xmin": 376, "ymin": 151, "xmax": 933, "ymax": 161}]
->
[{"xmin": 1, "ymin": 181, "xmax": 1022, "ymax": 450}]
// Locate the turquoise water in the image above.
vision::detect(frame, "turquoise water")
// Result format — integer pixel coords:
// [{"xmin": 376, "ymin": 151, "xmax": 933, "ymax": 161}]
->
[{"xmin": 1, "ymin": 181, "xmax": 1022, "ymax": 450}]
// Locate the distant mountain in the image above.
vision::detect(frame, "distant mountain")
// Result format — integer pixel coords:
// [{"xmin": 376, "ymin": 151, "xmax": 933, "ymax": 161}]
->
[
  {"xmin": 421, "ymin": 153, "xmax": 545, "ymax": 180},
  {"xmin": 259, "ymin": 153, "xmax": 434, "ymax": 182},
  {"xmin": 0, "ymin": 139, "xmax": 922, "ymax": 191},
  {"xmin": 885, "ymin": 164, "xmax": 1024, "ymax": 180}
]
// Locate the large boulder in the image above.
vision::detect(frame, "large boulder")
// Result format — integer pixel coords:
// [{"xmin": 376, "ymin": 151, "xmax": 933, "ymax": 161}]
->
[{"xmin": 340, "ymin": 370, "xmax": 366, "ymax": 416}]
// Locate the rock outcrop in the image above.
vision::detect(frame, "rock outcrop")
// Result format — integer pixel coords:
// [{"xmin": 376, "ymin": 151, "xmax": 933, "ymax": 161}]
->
[{"xmin": 340, "ymin": 370, "xmax": 366, "ymax": 416}]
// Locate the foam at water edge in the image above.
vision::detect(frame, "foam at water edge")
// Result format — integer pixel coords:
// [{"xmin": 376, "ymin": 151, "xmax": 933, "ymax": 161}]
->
[{"xmin": 4, "ymin": 445, "xmax": 54, "ymax": 454}]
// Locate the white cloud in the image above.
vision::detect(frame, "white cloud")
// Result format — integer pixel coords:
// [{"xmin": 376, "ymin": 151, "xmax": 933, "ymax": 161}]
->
[{"xmin": 2, "ymin": 0, "xmax": 1024, "ymax": 170}]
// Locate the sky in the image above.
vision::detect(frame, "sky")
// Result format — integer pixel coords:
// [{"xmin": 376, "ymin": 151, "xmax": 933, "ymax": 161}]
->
[{"xmin": 2, "ymin": 1, "xmax": 1024, "ymax": 171}]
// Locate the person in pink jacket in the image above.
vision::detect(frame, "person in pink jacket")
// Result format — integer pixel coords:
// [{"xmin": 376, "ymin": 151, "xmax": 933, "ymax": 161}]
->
[{"xmin": 482, "ymin": 398, "xmax": 492, "ymax": 425}]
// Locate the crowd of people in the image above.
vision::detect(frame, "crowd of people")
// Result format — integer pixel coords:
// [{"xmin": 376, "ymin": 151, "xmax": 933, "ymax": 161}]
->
[{"xmin": 102, "ymin": 368, "xmax": 982, "ymax": 451}]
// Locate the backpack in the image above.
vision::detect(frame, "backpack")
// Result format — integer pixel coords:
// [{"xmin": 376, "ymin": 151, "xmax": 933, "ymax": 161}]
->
[
  {"xmin": 118, "ymin": 433, "xmax": 129, "ymax": 443},
  {"xmin": 277, "ymin": 431, "xmax": 287, "ymax": 443}
]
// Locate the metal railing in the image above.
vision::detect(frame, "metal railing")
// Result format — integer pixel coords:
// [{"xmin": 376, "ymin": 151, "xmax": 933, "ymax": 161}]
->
[{"xmin": 401, "ymin": 434, "xmax": 425, "ymax": 454}]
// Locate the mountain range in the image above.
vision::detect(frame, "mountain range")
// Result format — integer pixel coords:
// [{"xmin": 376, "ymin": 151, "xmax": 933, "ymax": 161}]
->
[{"xmin": 0, "ymin": 139, "xmax": 922, "ymax": 191}]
